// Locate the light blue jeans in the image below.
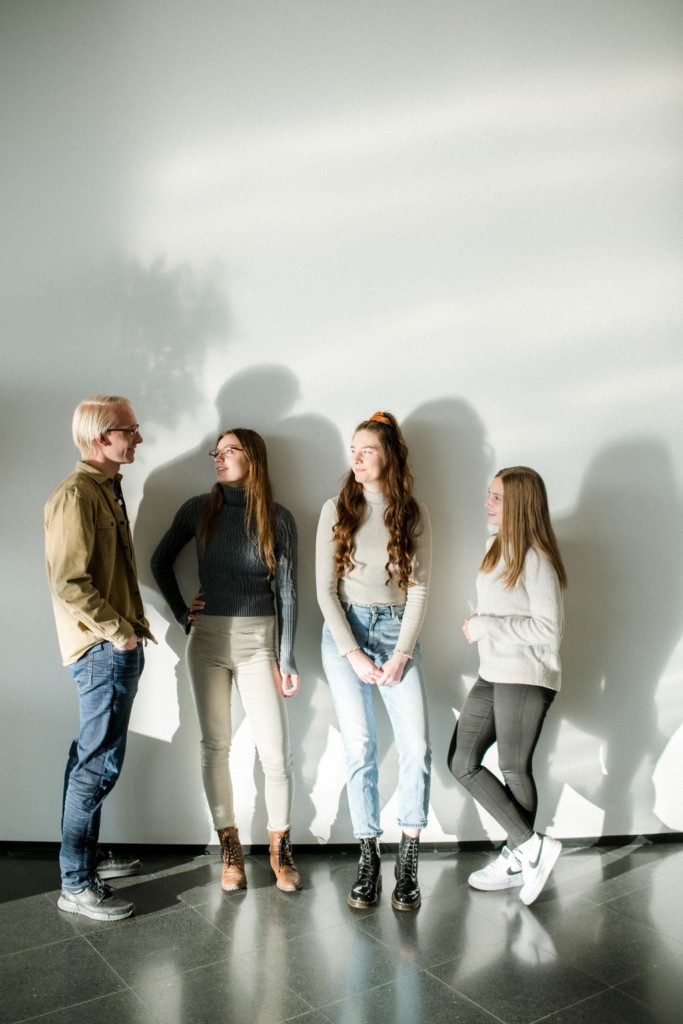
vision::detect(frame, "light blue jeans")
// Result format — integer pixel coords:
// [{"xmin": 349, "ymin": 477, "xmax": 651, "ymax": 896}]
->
[{"xmin": 322, "ymin": 603, "xmax": 431, "ymax": 838}]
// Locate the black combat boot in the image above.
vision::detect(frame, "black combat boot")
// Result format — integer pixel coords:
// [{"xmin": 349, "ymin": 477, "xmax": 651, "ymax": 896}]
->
[
  {"xmin": 348, "ymin": 837, "xmax": 382, "ymax": 909},
  {"xmin": 391, "ymin": 832, "xmax": 421, "ymax": 911}
]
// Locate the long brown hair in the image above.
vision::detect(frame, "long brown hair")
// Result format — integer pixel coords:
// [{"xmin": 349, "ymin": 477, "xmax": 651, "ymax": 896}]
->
[
  {"xmin": 333, "ymin": 411, "xmax": 422, "ymax": 590},
  {"xmin": 481, "ymin": 466, "xmax": 567, "ymax": 590},
  {"xmin": 197, "ymin": 428, "xmax": 277, "ymax": 575}
]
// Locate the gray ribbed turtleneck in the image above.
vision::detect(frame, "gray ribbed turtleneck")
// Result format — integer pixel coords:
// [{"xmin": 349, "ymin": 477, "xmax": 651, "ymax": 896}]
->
[{"xmin": 151, "ymin": 485, "xmax": 298, "ymax": 674}]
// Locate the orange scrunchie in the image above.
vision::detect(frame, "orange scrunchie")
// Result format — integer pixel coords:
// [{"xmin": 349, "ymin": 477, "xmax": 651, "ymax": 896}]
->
[{"xmin": 370, "ymin": 411, "xmax": 391, "ymax": 425}]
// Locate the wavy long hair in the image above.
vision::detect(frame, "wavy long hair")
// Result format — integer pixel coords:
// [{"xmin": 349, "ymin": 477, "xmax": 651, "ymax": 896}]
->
[
  {"xmin": 197, "ymin": 428, "xmax": 277, "ymax": 575},
  {"xmin": 333, "ymin": 411, "xmax": 422, "ymax": 590},
  {"xmin": 481, "ymin": 466, "xmax": 567, "ymax": 590}
]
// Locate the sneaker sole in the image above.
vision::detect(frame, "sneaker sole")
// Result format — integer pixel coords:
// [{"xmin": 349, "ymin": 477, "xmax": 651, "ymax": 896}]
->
[
  {"xmin": 468, "ymin": 874, "xmax": 524, "ymax": 891},
  {"xmin": 520, "ymin": 839, "xmax": 562, "ymax": 906},
  {"xmin": 58, "ymin": 895, "xmax": 134, "ymax": 921},
  {"xmin": 97, "ymin": 867, "xmax": 141, "ymax": 880}
]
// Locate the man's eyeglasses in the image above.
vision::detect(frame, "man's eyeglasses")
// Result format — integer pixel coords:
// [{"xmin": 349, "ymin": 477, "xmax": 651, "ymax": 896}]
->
[
  {"xmin": 105, "ymin": 425, "xmax": 141, "ymax": 437},
  {"xmin": 209, "ymin": 446, "xmax": 244, "ymax": 460}
]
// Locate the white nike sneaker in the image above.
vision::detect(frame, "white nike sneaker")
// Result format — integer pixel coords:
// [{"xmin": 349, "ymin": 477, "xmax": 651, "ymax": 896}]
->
[
  {"xmin": 468, "ymin": 845, "xmax": 524, "ymax": 891},
  {"xmin": 517, "ymin": 833, "xmax": 562, "ymax": 905}
]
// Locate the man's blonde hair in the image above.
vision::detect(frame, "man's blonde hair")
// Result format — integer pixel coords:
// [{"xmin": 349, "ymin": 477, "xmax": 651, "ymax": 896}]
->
[{"xmin": 72, "ymin": 395, "xmax": 132, "ymax": 458}]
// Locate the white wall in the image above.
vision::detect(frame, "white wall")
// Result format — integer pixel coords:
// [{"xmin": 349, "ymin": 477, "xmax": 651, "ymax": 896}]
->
[{"xmin": 2, "ymin": 0, "xmax": 682, "ymax": 846}]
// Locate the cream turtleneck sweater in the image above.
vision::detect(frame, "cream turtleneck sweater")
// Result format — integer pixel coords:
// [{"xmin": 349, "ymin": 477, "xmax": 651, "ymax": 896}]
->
[
  {"xmin": 467, "ymin": 537, "xmax": 564, "ymax": 691},
  {"xmin": 316, "ymin": 489, "xmax": 431, "ymax": 657}
]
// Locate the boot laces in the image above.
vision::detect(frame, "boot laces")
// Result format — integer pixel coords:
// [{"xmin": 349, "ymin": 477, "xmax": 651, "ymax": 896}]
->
[
  {"xmin": 399, "ymin": 837, "xmax": 419, "ymax": 880},
  {"xmin": 358, "ymin": 839, "xmax": 378, "ymax": 880},
  {"xmin": 221, "ymin": 831, "xmax": 244, "ymax": 868},
  {"xmin": 277, "ymin": 834, "xmax": 295, "ymax": 869}
]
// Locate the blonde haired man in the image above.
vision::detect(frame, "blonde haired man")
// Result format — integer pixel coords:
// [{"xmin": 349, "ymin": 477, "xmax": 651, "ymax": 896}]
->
[{"xmin": 45, "ymin": 396, "xmax": 155, "ymax": 921}]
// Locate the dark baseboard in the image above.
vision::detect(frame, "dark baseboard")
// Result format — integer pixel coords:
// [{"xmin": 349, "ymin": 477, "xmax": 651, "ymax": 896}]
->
[{"xmin": 2, "ymin": 832, "xmax": 681, "ymax": 858}]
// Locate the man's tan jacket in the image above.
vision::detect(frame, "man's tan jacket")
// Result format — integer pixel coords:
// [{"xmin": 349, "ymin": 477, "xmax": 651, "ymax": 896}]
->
[{"xmin": 45, "ymin": 462, "xmax": 154, "ymax": 665}]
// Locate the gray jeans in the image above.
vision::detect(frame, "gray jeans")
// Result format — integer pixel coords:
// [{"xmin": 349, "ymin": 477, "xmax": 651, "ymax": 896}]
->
[{"xmin": 448, "ymin": 677, "xmax": 556, "ymax": 849}]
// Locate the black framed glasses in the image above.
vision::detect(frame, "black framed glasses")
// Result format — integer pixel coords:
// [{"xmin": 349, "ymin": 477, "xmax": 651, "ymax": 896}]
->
[
  {"xmin": 105, "ymin": 425, "xmax": 141, "ymax": 437},
  {"xmin": 209, "ymin": 445, "xmax": 245, "ymax": 460}
]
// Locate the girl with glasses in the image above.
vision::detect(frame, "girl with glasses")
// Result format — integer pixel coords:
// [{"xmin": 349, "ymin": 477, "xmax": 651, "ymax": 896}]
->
[{"xmin": 151, "ymin": 429, "xmax": 302, "ymax": 893}]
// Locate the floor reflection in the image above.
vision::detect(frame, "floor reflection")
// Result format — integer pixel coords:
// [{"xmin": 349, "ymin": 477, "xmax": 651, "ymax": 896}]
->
[{"xmin": 0, "ymin": 841, "xmax": 681, "ymax": 1023}]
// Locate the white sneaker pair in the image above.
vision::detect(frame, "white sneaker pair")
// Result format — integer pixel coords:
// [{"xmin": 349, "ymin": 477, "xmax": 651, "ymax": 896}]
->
[{"xmin": 468, "ymin": 833, "xmax": 561, "ymax": 906}]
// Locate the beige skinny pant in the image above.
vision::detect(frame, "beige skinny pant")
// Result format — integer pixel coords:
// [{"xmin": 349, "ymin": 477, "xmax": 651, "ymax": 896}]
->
[{"xmin": 185, "ymin": 615, "xmax": 293, "ymax": 832}]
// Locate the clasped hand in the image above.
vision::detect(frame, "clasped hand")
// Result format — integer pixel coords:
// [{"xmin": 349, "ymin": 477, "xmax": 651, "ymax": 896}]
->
[{"xmin": 346, "ymin": 648, "xmax": 409, "ymax": 687}]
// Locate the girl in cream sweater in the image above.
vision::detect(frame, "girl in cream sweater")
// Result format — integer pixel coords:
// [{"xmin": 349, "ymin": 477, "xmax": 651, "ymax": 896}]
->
[
  {"xmin": 316, "ymin": 411, "xmax": 431, "ymax": 912},
  {"xmin": 448, "ymin": 466, "xmax": 567, "ymax": 906}
]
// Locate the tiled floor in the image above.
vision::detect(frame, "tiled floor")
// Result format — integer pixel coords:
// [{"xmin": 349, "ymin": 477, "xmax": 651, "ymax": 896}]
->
[{"xmin": 1, "ymin": 839, "xmax": 681, "ymax": 1024}]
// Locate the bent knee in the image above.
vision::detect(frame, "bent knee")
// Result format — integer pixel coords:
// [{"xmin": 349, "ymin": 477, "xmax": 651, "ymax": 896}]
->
[
  {"xmin": 200, "ymin": 740, "xmax": 230, "ymax": 766},
  {"xmin": 448, "ymin": 748, "xmax": 477, "ymax": 785}
]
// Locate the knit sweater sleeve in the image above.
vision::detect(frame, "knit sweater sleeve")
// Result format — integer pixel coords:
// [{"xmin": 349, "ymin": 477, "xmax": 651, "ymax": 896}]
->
[
  {"xmin": 394, "ymin": 503, "xmax": 432, "ymax": 656},
  {"xmin": 273, "ymin": 505, "xmax": 298, "ymax": 676},
  {"xmin": 315, "ymin": 498, "xmax": 360, "ymax": 656},
  {"xmin": 150, "ymin": 497, "xmax": 202, "ymax": 625},
  {"xmin": 467, "ymin": 547, "xmax": 563, "ymax": 647}
]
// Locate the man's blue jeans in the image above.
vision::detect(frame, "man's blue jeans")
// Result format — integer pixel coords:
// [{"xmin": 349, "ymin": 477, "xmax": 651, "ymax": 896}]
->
[
  {"xmin": 322, "ymin": 603, "xmax": 431, "ymax": 838},
  {"xmin": 60, "ymin": 641, "xmax": 144, "ymax": 891}
]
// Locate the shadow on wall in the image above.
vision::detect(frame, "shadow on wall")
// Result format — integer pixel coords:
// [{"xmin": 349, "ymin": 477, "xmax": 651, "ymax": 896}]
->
[
  {"xmin": 9, "ymin": 253, "xmax": 230, "ymax": 597},
  {"xmin": 539, "ymin": 437, "xmax": 683, "ymax": 837},
  {"xmin": 403, "ymin": 399, "xmax": 495, "ymax": 839},
  {"xmin": 90, "ymin": 256, "xmax": 232, "ymax": 429},
  {"xmin": 8, "ymin": 254, "xmax": 229, "ymax": 516},
  {"xmin": 135, "ymin": 364, "xmax": 348, "ymax": 845},
  {"xmin": 2, "ymin": 254, "xmax": 232, "ymax": 844}
]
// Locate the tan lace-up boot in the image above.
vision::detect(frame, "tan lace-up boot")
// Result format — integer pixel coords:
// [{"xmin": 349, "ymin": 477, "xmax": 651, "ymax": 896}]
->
[
  {"xmin": 217, "ymin": 825, "xmax": 247, "ymax": 891},
  {"xmin": 268, "ymin": 829, "xmax": 302, "ymax": 891}
]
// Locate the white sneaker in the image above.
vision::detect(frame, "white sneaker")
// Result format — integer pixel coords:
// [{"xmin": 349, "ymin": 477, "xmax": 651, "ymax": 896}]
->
[
  {"xmin": 517, "ymin": 834, "xmax": 562, "ymax": 905},
  {"xmin": 468, "ymin": 846, "xmax": 524, "ymax": 891}
]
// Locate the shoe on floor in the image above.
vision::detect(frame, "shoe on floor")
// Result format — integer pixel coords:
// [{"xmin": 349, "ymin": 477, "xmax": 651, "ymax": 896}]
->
[
  {"xmin": 391, "ymin": 833, "xmax": 421, "ymax": 911},
  {"xmin": 96, "ymin": 848, "xmax": 142, "ymax": 879},
  {"xmin": 468, "ymin": 845, "xmax": 523, "ymax": 891},
  {"xmin": 348, "ymin": 837, "xmax": 382, "ymax": 909},
  {"xmin": 217, "ymin": 825, "xmax": 247, "ymax": 891},
  {"xmin": 517, "ymin": 834, "xmax": 562, "ymax": 905},
  {"xmin": 269, "ymin": 829, "xmax": 303, "ymax": 891},
  {"xmin": 58, "ymin": 877, "xmax": 135, "ymax": 921}
]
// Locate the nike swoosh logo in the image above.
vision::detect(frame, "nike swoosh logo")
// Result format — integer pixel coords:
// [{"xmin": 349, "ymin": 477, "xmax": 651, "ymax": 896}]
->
[{"xmin": 527, "ymin": 837, "xmax": 545, "ymax": 870}]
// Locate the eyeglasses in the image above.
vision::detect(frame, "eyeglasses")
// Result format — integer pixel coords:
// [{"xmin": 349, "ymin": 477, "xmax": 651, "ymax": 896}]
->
[
  {"xmin": 209, "ymin": 446, "xmax": 245, "ymax": 460},
  {"xmin": 105, "ymin": 425, "xmax": 141, "ymax": 437}
]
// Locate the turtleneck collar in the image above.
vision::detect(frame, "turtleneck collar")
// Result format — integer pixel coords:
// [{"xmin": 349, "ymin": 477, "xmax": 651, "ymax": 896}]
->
[
  {"xmin": 220, "ymin": 484, "xmax": 247, "ymax": 506},
  {"xmin": 363, "ymin": 488, "xmax": 387, "ymax": 505}
]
